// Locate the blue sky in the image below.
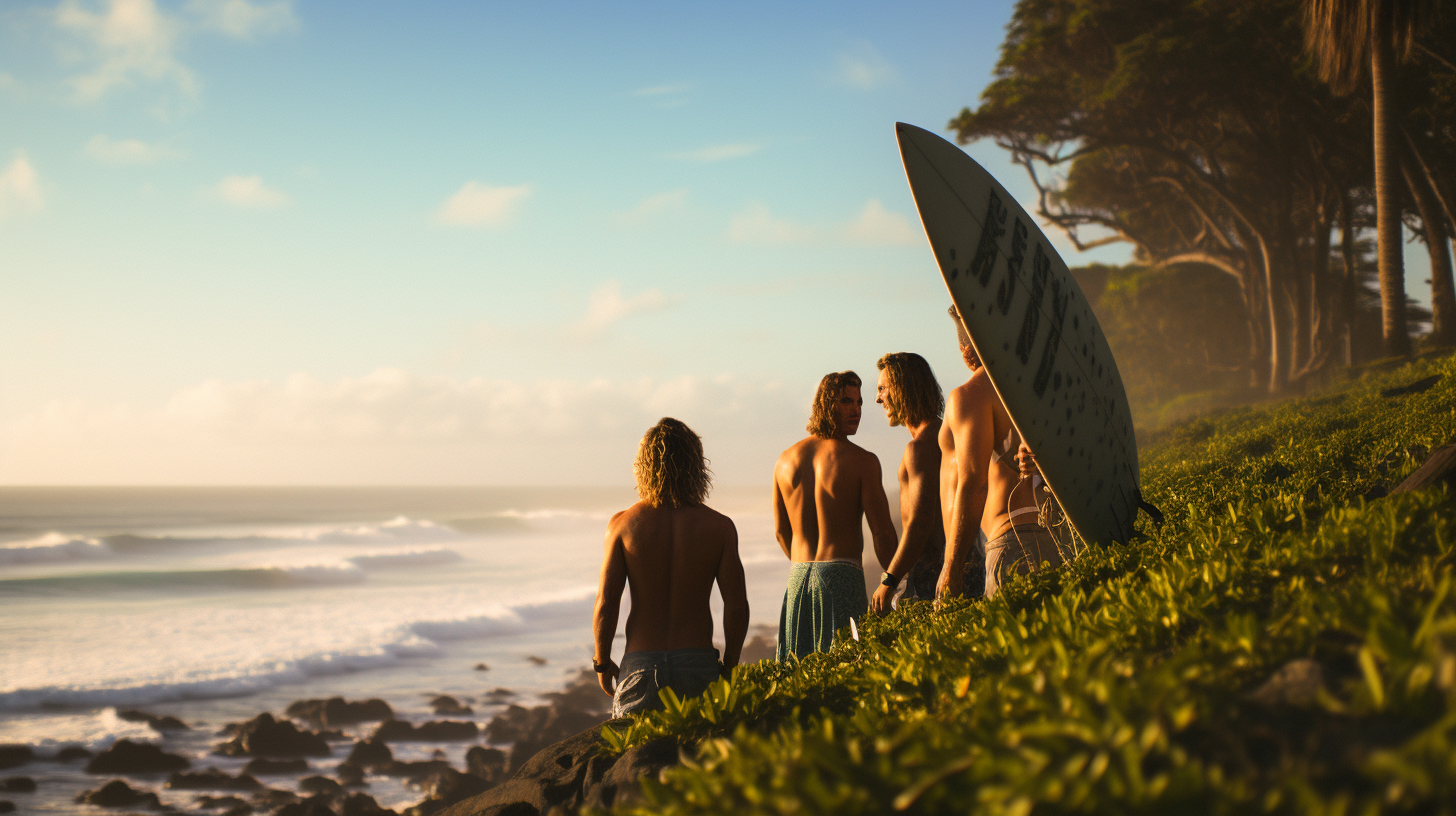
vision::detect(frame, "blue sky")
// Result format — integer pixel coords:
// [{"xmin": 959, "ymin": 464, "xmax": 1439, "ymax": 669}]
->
[{"xmin": 0, "ymin": 1, "xmax": 1433, "ymax": 486}]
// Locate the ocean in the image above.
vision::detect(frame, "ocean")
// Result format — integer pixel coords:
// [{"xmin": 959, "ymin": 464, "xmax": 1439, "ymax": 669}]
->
[{"xmin": 0, "ymin": 486, "xmax": 803, "ymax": 813}]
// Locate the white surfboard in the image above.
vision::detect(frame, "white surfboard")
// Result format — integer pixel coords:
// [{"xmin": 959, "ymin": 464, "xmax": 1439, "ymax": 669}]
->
[{"xmin": 896, "ymin": 122, "xmax": 1140, "ymax": 546}]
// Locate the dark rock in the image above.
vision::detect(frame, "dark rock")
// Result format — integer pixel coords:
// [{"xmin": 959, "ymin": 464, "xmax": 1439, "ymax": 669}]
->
[
  {"xmin": 55, "ymin": 746, "xmax": 93, "ymax": 762},
  {"xmin": 285, "ymin": 698, "xmax": 394, "ymax": 729},
  {"xmin": 472, "ymin": 664, "xmax": 489, "ymax": 672},
  {"xmin": 404, "ymin": 769, "xmax": 492, "ymax": 815},
  {"xmin": 298, "ymin": 775, "xmax": 342, "ymax": 796},
  {"xmin": 334, "ymin": 761, "xmax": 367, "ymax": 788},
  {"xmin": 346, "ymin": 739, "xmax": 393, "ymax": 768},
  {"xmin": 582, "ymin": 736, "xmax": 681, "ymax": 811},
  {"xmin": 430, "ymin": 696, "xmax": 473, "ymax": 717},
  {"xmin": 1381, "ymin": 374, "xmax": 1441, "ymax": 397},
  {"xmin": 118, "ymin": 709, "xmax": 190, "ymax": 732},
  {"xmin": 86, "ymin": 739, "xmax": 190, "ymax": 774},
  {"xmin": 76, "ymin": 779, "xmax": 163, "ymax": 808},
  {"xmin": 0, "ymin": 800, "xmax": 12, "ymax": 814},
  {"xmin": 0, "ymin": 778, "xmax": 34, "ymax": 793},
  {"xmin": 1391, "ymin": 444, "xmax": 1456, "ymax": 495},
  {"xmin": 217, "ymin": 714, "xmax": 331, "ymax": 758},
  {"xmin": 249, "ymin": 787, "xmax": 299, "ymax": 809},
  {"xmin": 464, "ymin": 747, "xmax": 505, "ymax": 783},
  {"xmin": 196, "ymin": 794, "xmax": 250, "ymax": 810},
  {"xmin": 273, "ymin": 792, "xmax": 335, "ymax": 816},
  {"xmin": 0, "ymin": 747, "xmax": 31, "ymax": 771},
  {"xmin": 337, "ymin": 791, "xmax": 396, "ymax": 816},
  {"xmin": 168, "ymin": 767, "xmax": 261, "ymax": 790},
  {"xmin": 243, "ymin": 758, "xmax": 309, "ymax": 776},
  {"xmin": 433, "ymin": 728, "xmax": 607, "ymax": 816},
  {"xmin": 524, "ymin": 656, "xmax": 547, "ymax": 666},
  {"xmin": 372, "ymin": 720, "xmax": 478, "ymax": 743},
  {"xmin": 378, "ymin": 760, "xmax": 453, "ymax": 782}
]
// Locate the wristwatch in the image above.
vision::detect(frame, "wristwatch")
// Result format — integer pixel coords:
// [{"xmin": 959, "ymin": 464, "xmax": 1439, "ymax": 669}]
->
[
  {"xmin": 592, "ymin": 660, "xmax": 612, "ymax": 673},
  {"xmin": 880, "ymin": 571, "xmax": 900, "ymax": 588}
]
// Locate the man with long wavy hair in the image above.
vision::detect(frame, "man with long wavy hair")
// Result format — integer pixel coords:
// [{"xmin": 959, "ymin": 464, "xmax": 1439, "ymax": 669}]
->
[
  {"xmin": 592, "ymin": 417, "xmax": 749, "ymax": 717},
  {"xmin": 869, "ymin": 352, "xmax": 946, "ymax": 613},
  {"xmin": 772, "ymin": 371, "xmax": 897, "ymax": 660}
]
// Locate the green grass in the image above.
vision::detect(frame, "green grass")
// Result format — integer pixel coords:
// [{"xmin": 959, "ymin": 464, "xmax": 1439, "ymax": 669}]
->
[{"xmin": 599, "ymin": 353, "xmax": 1456, "ymax": 816}]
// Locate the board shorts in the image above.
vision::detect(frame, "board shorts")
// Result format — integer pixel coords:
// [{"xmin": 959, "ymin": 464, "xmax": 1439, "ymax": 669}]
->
[
  {"xmin": 777, "ymin": 560, "xmax": 868, "ymax": 661},
  {"xmin": 611, "ymin": 648, "xmax": 721, "ymax": 718},
  {"xmin": 893, "ymin": 533, "xmax": 988, "ymax": 606},
  {"xmin": 983, "ymin": 523, "xmax": 1063, "ymax": 598}
]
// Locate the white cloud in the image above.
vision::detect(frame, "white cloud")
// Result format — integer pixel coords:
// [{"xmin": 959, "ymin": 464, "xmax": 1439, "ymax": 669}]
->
[
  {"xmin": 670, "ymin": 143, "xmax": 760, "ymax": 162},
  {"xmin": 214, "ymin": 174, "xmax": 288, "ymax": 208},
  {"xmin": 840, "ymin": 199, "xmax": 920, "ymax": 246},
  {"xmin": 571, "ymin": 280, "xmax": 673, "ymax": 339},
  {"xmin": 436, "ymin": 181, "xmax": 531, "ymax": 227},
  {"xmin": 0, "ymin": 153, "xmax": 43, "ymax": 217},
  {"xmin": 633, "ymin": 82, "xmax": 691, "ymax": 97},
  {"xmin": 836, "ymin": 41, "xmax": 895, "ymax": 91},
  {"xmin": 729, "ymin": 202, "xmax": 815, "ymax": 244},
  {"xmin": 614, "ymin": 188, "xmax": 686, "ymax": 225},
  {"xmin": 55, "ymin": 0, "xmax": 196, "ymax": 101},
  {"xmin": 84, "ymin": 134, "xmax": 176, "ymax": 164},
  {"xmin": 185, "ymin": 0, "xmax": 297, "ymax": 38}
]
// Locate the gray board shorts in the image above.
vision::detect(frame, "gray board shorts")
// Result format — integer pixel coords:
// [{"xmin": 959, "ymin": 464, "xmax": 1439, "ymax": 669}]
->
[{"xmin": 611, "ymin": 647, "xmax": 721, "ymax": 718}]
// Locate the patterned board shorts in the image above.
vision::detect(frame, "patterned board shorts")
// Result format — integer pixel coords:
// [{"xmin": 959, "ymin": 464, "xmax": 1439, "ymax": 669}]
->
[{"xmin": 777, "ymin": 561, "xmax": 868, "ymax": 661}]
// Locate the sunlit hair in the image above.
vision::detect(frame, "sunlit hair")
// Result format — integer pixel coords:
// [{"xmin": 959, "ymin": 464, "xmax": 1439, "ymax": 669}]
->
[
  {"xmin": 948, "ymin": 304, "xmax": 971, "ymax": 347},
  {"xmin": 634, "ymin": 418, "xmax": 712, "ymax": 509},
  {"xmin": 876, "ymin": 353, "xmax": 944, "ymax": 427},
  {"xmin": 807, "ymin": 371, "xmax": 862, "ymax": 439}
]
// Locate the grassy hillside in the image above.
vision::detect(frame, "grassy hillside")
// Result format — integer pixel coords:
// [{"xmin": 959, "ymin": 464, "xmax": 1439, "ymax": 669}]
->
[{"xmin": 598, "ymin": 352, "xmax": 1456, "ymax": 815}]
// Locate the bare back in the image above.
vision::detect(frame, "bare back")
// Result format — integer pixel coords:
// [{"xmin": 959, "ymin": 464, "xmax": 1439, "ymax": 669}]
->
[
  {"xmin": 606, "ymin": 503, "xmax": 738, "ymax": 653},
  {"xmin": 773, "ymin": 437, "xmax": 883, "ymax": 563}
]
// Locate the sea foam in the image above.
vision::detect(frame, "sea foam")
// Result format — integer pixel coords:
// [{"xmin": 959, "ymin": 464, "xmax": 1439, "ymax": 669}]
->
[{"xmin": 0, "ymin": 532, "xmax": 111, "ymax": 565}]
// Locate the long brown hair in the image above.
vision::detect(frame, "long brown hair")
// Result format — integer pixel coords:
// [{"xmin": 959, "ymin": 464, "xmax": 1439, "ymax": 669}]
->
[
  {"xmin": 876, "ymin": 352, "xmax": 943, "ymax": 427},
  {"xmin": 634, "ymin": 418, "xmax": 712, "ymax": 508},
  {"xmin": 807, "ymin": 371, "xmax": 861, "ymax": 439}
]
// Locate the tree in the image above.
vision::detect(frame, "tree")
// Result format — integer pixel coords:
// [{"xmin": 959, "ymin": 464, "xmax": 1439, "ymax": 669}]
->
[{"xmin": 1303, "ymin": 0, "xmax": 1433, "ymax": 357}]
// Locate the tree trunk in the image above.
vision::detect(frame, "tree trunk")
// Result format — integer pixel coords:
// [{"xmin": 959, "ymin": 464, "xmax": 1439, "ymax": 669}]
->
[
  {"xmin": 1404, "ymin": 130, "xmax": 1456, "ymax": 346},
  {"xmin": 1371, "ymin": 13, "xmax": 1412, "ymax": 357},
  {"xmin": 1402, "ymin": 153, "xmax": 1456, "ymax": 345},
  {"xmin": 1339, "ymin": 191, "xmax": 1359, "ymax": 365}
]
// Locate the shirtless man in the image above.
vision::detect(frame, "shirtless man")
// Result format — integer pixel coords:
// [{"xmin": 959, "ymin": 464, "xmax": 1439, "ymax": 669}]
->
[
  {"xmin": 773, "ymin": 371, "xmax": 898, "ymax": 659},
  {"xmin": 868, "ymin": 352, "xmax": 945, "ymax": 614},
  {"xmin": 939, "ymin": 306, "xmax": 1061, "ymax": 601},
  {"xmin": 593, "ymin": 418, "xmax": 749, "ymax": 717}
]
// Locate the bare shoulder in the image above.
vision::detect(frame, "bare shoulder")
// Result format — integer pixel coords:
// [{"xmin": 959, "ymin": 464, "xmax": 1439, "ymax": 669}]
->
[
  {"xmin": 905, "ymin": 423, "xmax": 942, "ymax": 472},
  {"xmin": 838, "ymin": 439, "xmax": 883, "ymax": 475},
  {"xmin": 607, "ymin": 502, "xmax": 648, "ymax": 534},
  {"xmin": 776, "ymin": 437, "xmax": 817, "ymax": 476},
  {"xmin": 695, "ymin": 504, "xmax": 738, "ymax": 538}
]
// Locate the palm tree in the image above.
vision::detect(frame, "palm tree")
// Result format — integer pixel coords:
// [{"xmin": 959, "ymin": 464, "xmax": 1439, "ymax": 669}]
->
[{"xmin": 1305, "ymin": 0, "xmax": 1431, "ymax": 358}]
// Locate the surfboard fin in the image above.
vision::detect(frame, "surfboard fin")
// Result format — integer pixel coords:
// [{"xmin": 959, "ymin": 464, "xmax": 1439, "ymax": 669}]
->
[{"xmin": 1135, "ymin": 490, "xmax": 1165, "ymax": 527}]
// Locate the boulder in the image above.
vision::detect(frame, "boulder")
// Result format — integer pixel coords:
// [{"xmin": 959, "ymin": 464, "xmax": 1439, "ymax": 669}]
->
[
  {"xmin": 118, "ymin": 709, "xmax": 190, "ymax": 732},
  {"xmin": 249, "ymin": 787, "xmax": 299, "ymax": 810},
  {"xmin": 0, "ymin": 801, "xmax": 12, "ymax": 814},
  {"xmin": 55, "ymin": 746, "xmax": 93, "ymax": 762},
  {"xmin": 298, "ymin": 775, "xmax": 342, "ymax": 796},
  {"xmin": 0, "ymin": 778, "xmax": 34, "ymax": 793},
  {"xmin": 167, "ymin": 767, "xmax": 261, "ymax": 790},
  {"xmin": 345, "ymin": 739, "xmax": 393, "ymax": 768},
  {"xmin": 86, "ymin": 740, "xmax": 190, "ymax": 774},
  {"xmin": 334, "ymin": 761, "xmax": 367, "ymax": 788},
  {"xmin": 378, "ymin": 760, "xmax": 453, "ymax": 782},
  {"xmin": 371, "ymin": 720, "xmax": 478, "ymax": 743},
  {"xmin": 75, "ymin": 779, "xmax": 163, "ymax": 809},
  {"xmin": 0, "ymin": 747, "xmax": 30, "ymax": 771},
  {"xmin": 429, "ymin": 696, "xmax": 473, "ymax": 717},
  {"xmin": 337, "ymin": 791, "xmax": 397, "ymax": 816},
  {"xmin": 273, "ymin": 793, "xmax": 335, "ymax": 816},
  {"xmin": 464, "ymin": 747, "xmax": 505, "ymax": 784},
  {"xmin": 285, "ymin": 698, "xmax": 394, "ymax": 729},
  {"xmin": 217, "ymin": 714, "xmax": 331, "ymax": 758},
  {"xmin": 243, "ymin": 758, "xmax": 310, "ymax": 776},
  {"xmin": 403, "ymin": 769, "xmax": 492, "ymax": 816},
  {"xmin": 433, "ymin": 728, "xmax": 611, "ymax": 816},
  {"xmin": 195, "ymin": 794, "xmax": 250, "ymax": 810}
]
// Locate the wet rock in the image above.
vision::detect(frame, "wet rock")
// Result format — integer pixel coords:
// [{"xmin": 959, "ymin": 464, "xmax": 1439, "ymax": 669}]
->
[
  {"xmin": 403, "ymin": 769, "xmax": 491, "ymax": 816},
  {"xmin": 378, "ymin": 760, "xmax": 453, "ymax": 782},
  {"xmin": 86, "ymin": 739, "xmax": 190, "ymax": 774},
  {"xmin": 195, "ymin": 794, "xmax": 250, "ymax": 811},
  {"xmin": 429, "ymin": 696, "xmax": 473, "ymax": 717},
  {"xmin": 55, "ymin": 746, "xmax": 93, "ymax": 762},
  {"xmin": 484, "ymin": 673, "xmax": 610, "ymax": 773},
  {"xmin": 0, "ymin": 801, "xmax": 12, "ymax": 814},
  {"xmin": 76, "ymin": 779, "xmax": 163, "ymax": 809},
  {"xmin": 217, "ymin": 714, "xmax": 331, "ymax": 758},
  {"xmin": 334, "ymin": 761, "xmax": 367, "ymax": 788},
  {"xmin": 168, "ymin": 767, "xmax": 262, "ymax": 791},
  {"xmin": 0, "ymin": 747, "xmax": 31, "ymax": 771},
  {"xmin": 243, "ymin": 758, "xmax": 310, "ymax": 776},
  {"xmin": 0, "ymin": 778, "xmax": 34, "ymax": 793},
  {"xmin": 299, "ymin": 775, "xmax": 342, "ymax": 796},
  {"xmin": 118, "ymin": 709, "xmax": 190, "ymax": 732},
  {"xmin": 463, "ymin": 747, "xmax": 505, "ymax": 784},
  {"xmin": 285, "ymin": 698, "xmax": 394, "ymax": 729},
  {"xmin": 371, "ymin": 720, "xmax": 478, "ymax": 743},
  {"xmin": 273, "ymin": 792, "xmax": 335, "ymax": 816},
  {"xmin": 336, "ymin": 792, "xmax": 396, "ymax": 816},
  {"xmin": 345, "ymin": 739, "xmax": 392, "ymax": 769},
  {"xmin": 249, "ymin": 787, "xmax": 298, "ymax": 810}
]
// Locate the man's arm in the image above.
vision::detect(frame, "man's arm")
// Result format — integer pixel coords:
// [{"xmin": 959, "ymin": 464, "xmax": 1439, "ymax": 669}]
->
[
  {"xmin": 859, "ymin": 453, "xmax": 897, "ymax": 572},
  {"xmin": 871, "ymin": 442, "xmax": 938, "ymax": 614},
  {"xmin": 591, "ymin": 515, "xmax": 629, "ymax": 696},
  {"xmin": 772, "ymin": 466, "xmax": 793, "ymax": 559},
  {"xmin": 938, "ymin": 380, "xmax": 994, "ymax": 601},
  {"xmin": 715, "ymin": 518, "xmax": 750, "ymax": 674}
]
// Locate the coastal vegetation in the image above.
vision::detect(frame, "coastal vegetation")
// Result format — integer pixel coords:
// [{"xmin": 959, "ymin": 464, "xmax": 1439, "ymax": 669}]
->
[{"xmin": 599, "ymin": 352, "xmax": 1456, "ymax": 814}]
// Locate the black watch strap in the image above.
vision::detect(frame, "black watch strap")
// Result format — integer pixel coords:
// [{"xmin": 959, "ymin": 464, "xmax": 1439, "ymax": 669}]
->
[
  {"xmin": 593, "ymin": 660, "xmax": 612, "ymax": 673},
  {"xmin": 880, "ymin": 570, "xmax": 900, "ymax": 588}
]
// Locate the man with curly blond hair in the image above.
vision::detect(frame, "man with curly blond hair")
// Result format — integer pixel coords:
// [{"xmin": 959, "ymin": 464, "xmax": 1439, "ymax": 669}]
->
[
  {"xmin": 772, "ymin": 372, "xmax": 897, "ymax": 660},
  {"xmin": 593, "ymin": 418, "xmax": 749, "ymax": 717},
  {"xmin": 869, "ymin": 352, "xmax": 946, "ymax": 613}
]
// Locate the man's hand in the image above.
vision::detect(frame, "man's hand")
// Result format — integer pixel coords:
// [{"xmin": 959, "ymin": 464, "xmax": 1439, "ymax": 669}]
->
[
  {"xmin": 594, "ymin": 658, "xmax": 619, "ymax": 696},
  {"xmin": 934, "ymin": 563, "xmax": 962, "ymax": 610},
  {"xmin": 1015, "ymin": 443, "xmax": 1039, "ymax": 477},
  {"xmin": 870, "ymin": 582, "xmax": 895, "ymax": 614}
]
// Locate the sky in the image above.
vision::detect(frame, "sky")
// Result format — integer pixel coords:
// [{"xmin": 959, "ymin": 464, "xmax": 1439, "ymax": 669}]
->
[{"xmin": 0, "ymin": 0, "xmax": 1436, "ymax": 486}]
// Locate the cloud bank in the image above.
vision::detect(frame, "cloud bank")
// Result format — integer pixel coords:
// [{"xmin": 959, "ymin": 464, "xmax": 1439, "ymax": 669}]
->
[
  {"xmin": 214, "ymin": 174, "xmax": 288, "ymax": 208},
  {"xmin": 436, "ymin": 182, "xmax": 531, "ymax": 227}
]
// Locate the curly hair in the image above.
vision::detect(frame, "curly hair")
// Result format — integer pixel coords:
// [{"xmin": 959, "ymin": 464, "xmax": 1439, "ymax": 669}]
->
[
  {"xmin": 634, "ymin": 418, "xmax": 712, "ymax": 508},
  {"xmin": 807, "ymin": 371, "xmax": 862, "ymax": 439},
  {"xmin": 876, "ymin": 352, "xmax": 944, "ymax": 427}
]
